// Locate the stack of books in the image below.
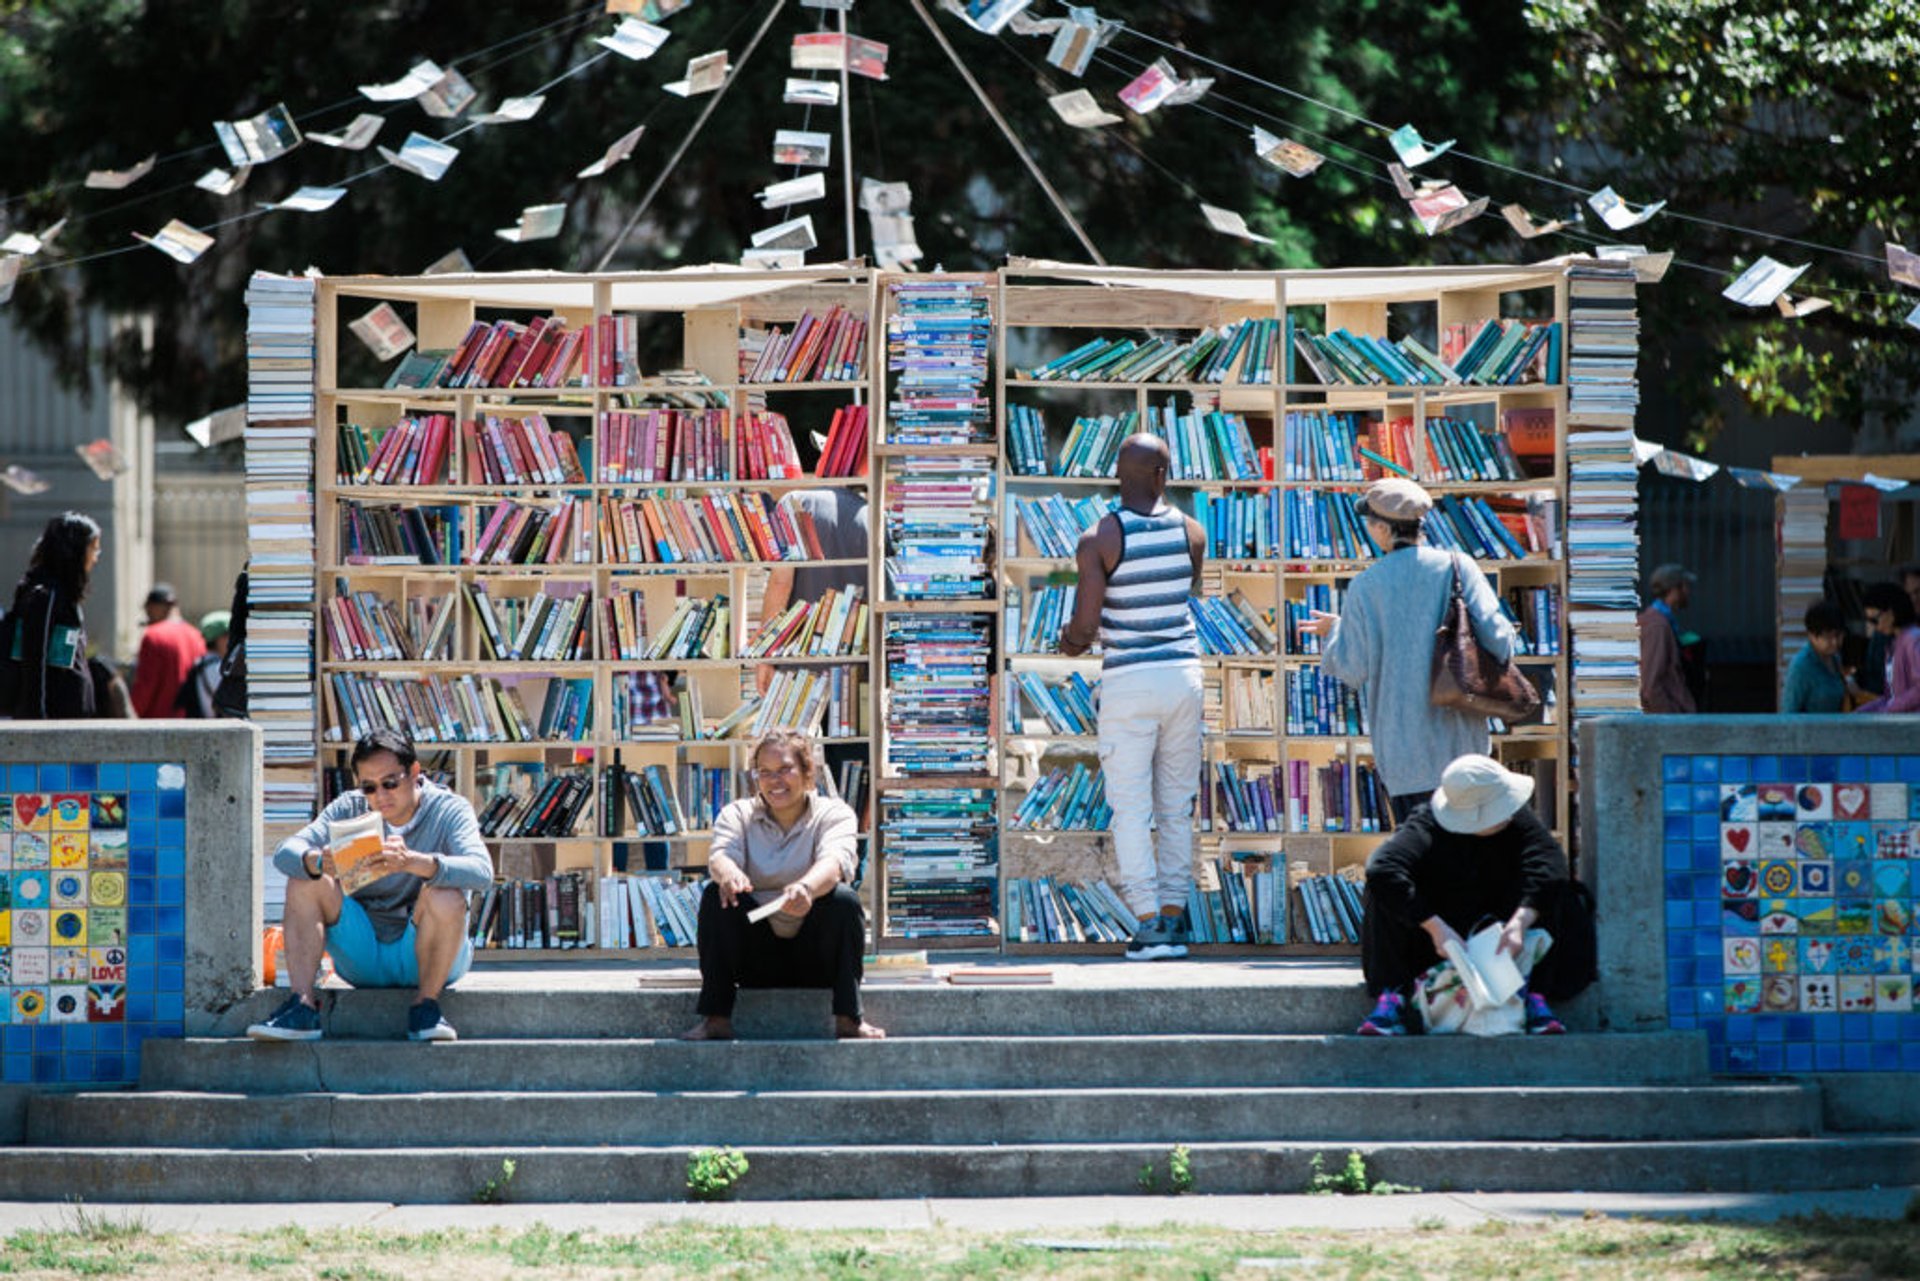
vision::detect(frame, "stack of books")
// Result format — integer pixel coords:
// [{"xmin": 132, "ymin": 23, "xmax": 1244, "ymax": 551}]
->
[
  {"xmin": 1012, "ymin": 493, "xmax": 1111, "ymax": 559},
  {"xmin": 884, "ymin": 279, "xmax": 991, "ymax": 445},
  {"xmin": 1009, "ymin": 670, "xmax": 1099, "ymax": 735},
  {"xmin": 1190, "ymin": 591, "xmax": 1277, "ymax": 656},
  {"xmin": 1292, "ymin": 866, "xmax": 1365, "ymax": 944},
  {"xmin": 1776, "ymin": 487, "xmax": 1828, "ymax": 688},
  {"xmin": 1283, "ymin": 668, "xmax": 1368, "ymax": 737},
  {"xmin": 882, "ymin": 457, "xmax": 993, "ymax": 599},
  {"xmin": 882, "ymin": 787, "xmax": 998, "ymax": 939},
  {"xmin": 884, "ymin": 614, "xmax": 992, "ymax": 776}
]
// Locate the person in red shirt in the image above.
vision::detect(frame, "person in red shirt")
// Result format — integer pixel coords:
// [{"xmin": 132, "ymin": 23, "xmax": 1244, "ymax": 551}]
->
[{"xmin": 129, "ymin": 583, "xmax": 206, "ymax": 719}]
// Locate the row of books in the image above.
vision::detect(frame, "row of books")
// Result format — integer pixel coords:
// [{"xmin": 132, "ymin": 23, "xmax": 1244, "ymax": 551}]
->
[
  {"xmin": 614, "ymin": 594, "xmax": 731, "ymax": 662},
  {"xmin": 1294, "ymin": 318, "xmax": 1559, "ymax": 388},
  {"xmin": 339, "ymin": 501, "xmax": 458, "ymax": 565},
  {"xmin": 324, "ymin": 671, "xmax": 591, "ymax": 744},
  {"xmin": 1014, "ymin": 318, "xmax": 1282, "ymax": 385},
  {"xmin": 392, "ymin": 315, "xmax": 587, "ymax": 391},
  {"xmin": 472, "ymin": 497, "xmax": 595, "ymax": 565},
  {"xmin": 598, "ymin": 408, "xmax": 803, "ymax": 483},
  {"xmin": 1504, "ymin": 585, "xmax": 1563, "ymax": 657},
  {"xmin": 1200, "ymin": 760, "xmax": 1281, "ymax": 833},
  {"xmin": 1006, "ymin": 876, "xmax": 1140, "ymax": 944},
  {"xmin": 477, "ymin": 769, "xmax": 595, "ymax": 839},
  {"xmin": 1005, "ymin": 583, "xmax": 1074, "ymax": 654},
  {"xmin": 1221, "ymin": 667, "xmax": 1275, "ymax": 733},
  {"xmin": 1284, "ymin": 757, "xmax": 1391, "ymax": 834},
  {"xmin": 598, "ymin": 492, "xmax": 833, "ymax": 565},
  {"xmin": 1193, "ymin": 489, "xmax": 1281, "ymax": 560},
  {"xmin": 1284, "ymin": 668, "xmax": 1368, "ymax": 737},
  {"xmin": 882, "ymin": 786, "xmax": 998, "ymax": 939},
  {"xmin": 1012, "ymin": 491, "xmax": 1110, "ymax": 559},
  {"xmin": 337, "ymin": 414, "xmax": 451, "ymax": 487},
  {"xmin": 1190, "ymin": 591, "xmax": 1279, "ymax": 657},
  {"xmin": 1006, "ymin": 859, "xmax": 1289, "ymax": 946},
  {"xmin": 1016, "ymin": 405, "xmax": 1264, "ymax": 483},
  {"xmin": 466, "ymin": 873, "xmax": 706, "ymax": 950},
  {"xmin": 323, "ymin": 585, "xmax": 452, "ymax": 663},
  {"xmin": 466, "ymin": 583, "xmax": 592, "ymax": 662},
  {"xmin": 1282, "ymin": 411, "xmax": 1531, "ymax": 485},
  {"xmin": 1009, "ymin": 762, "xmax": 1111, "ymax": 831},
  {"xmin": 885, "ymin": 615, "xmax": 993, "ymax": 776},
  {"xmin": 1283, "ymin": 584, "xmax": 1343, "ymax": 656},
  {"xmin": 739, "ymin": 305, "xmax": 870, "ymax": 383},
  {"xmin": 602, "ymin": 759, "xmax": 744, "ymax": 837},
  {"xmin": 813, "ymin": 403, "xmax": 870, "ymax": 478},
  {"xmin": 1296, "ymin": 871, "xmax": 1365, "ymax": 945},
  {"xmin": 883, "ymin": 457, "xmax": 994, "ymax": 600},
  {"xmin": 743, "ymin": 586, "xmax": 870, "ymax": 659},
  {"xmin": 885, "ymin": 279, "xmax": 992, "ymax": 445},
  {"xmin": 1009, "ymin": 669, "xmax": 1100, "ymax": 736},
  {"xmin": 750, "ymin": 664, "xmax": 866, "ymax": 740},
  {"xmin": 1280, "ymin": 490, "xmax": 1547, "ymax": 562}
]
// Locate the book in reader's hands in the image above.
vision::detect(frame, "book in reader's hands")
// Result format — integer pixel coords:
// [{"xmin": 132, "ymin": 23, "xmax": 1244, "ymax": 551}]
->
[
  {"xmin": 327, "ymin": 809, "xmax": 390, "ymax": 894},
  {"xmin": 1441, "ymin": 924, "xmax": 1526, "ymax": 1012}
]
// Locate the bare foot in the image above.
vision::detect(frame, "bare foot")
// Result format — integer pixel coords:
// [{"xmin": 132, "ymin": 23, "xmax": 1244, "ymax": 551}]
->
[
  {"xmin": 680, "ymin": 1017, "xmax": 735, "ymax": 1042},
  {"xmin": 835, "ymin": 1016, "xmax": 886, "ymax": 1040}
]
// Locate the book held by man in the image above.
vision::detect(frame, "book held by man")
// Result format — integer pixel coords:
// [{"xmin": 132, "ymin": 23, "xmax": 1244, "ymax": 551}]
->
[{"xmin": 328, "ymin": 809, "xmax": 389, "ymax": 894}]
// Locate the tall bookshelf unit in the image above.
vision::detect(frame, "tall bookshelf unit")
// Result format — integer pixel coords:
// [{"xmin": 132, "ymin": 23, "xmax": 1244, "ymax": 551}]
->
[
  {"xmin": 279, "ymin": 260, "xmax": 1611, "ymax": 961},
  {"xmin": 990, "ymin": 261, "xmax": 1573, "ymax": 954},
  {"xmin": 311, "ymin": 266, "xmax": 879, "ymax": 958}
]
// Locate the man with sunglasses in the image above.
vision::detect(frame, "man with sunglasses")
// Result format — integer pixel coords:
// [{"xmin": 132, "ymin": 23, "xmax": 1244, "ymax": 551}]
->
[{"xmin": 248, "ymin": 727, "xmax": 492, "ymax": 1042}]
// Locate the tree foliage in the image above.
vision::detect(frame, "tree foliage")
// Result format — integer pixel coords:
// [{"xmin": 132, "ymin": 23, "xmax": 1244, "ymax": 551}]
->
[
  {"xmin": 0, "ymin": 1, "xmax": 1555, "ymax": 429},
  {"xmin": 1525, "ymin": 0, "xmax": 1920, "ymax": 448}
]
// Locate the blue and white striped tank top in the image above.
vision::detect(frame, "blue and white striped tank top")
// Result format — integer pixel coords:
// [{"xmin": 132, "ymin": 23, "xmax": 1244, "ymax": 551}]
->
[{"xmin": 1099, "ymin": 504, "xmax": 1201, "ymax": 673}]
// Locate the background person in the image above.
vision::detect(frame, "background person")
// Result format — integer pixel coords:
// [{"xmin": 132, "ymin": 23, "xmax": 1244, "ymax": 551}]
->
[
  {"xmin": 1637, "ymin": 563, "xmax": 1697, "ymax": 713},
  {"xmin": 1356, "ymin": 754, "xmax": 1594, "ymax": 1037},
  {"xmin": 1301, "ymin": 478, "xmax": 1518, "ymax": 822},
  {"xmin": 1856, "ymin": 582, "xmax": 1920, "ymax": 714},
  {"xmin": 177, "ymin": 610, "xmax": 230, "ymax": 718},
  {"xmin": 129, "ymin": 582, "xmax": 205, "ymax": 719},
  {"xmin": 1059, "ymin": 434, "xmax": 1208, "ymax": 962},
  {"xmin": 684, "ymin": 728, "xmax": 880, "ymax": 1042},
  {"xmin": 1782, "ymin": 600, "xmax": 1849, "ymax": 714},
  {"xmin": 249, "ymin": 727, "xmax": 492, "ymax": 1043},
  {"xmin": 5, "ymin": 511, "xmax": 102, "ymax": 719}
]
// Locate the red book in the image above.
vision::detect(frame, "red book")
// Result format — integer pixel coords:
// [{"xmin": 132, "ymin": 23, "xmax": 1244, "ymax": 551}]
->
[{"xmin": 495, "ymin": 317, "xmax": 548, "ymax": 388}]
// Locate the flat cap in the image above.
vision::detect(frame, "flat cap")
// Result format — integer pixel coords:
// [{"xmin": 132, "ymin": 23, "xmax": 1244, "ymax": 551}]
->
[{"xmin": 1355, "ymin": 477, "xmax": 1433, "ymax": 523}]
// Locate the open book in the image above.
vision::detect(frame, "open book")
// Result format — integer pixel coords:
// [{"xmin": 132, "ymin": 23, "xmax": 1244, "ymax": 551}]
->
[
  {"xmin": 1441, "ymin": 925, "xmax": 1526, "ymax": 1012},
  {"xmin": 328, "ymin": 809, "xmax": 389, "ymax": 894}
]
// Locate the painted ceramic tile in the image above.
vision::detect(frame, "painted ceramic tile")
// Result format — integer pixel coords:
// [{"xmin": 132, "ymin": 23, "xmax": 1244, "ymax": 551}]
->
[
  {"xmin": 1759, "ymin": 861, "xmax": 1798, "ymax": 898},
  {"xmin": 1756, "ymin": 784, "xmax": 1797, "ymax": 820},
  {"xmin": 1760, "ymin": 903, "xmax": 1801, "ymax": 934},
  {"xmin": 1879, "ymin": 899, "xmax": 1914, "ymax": 936},
  {"xmin": 89, "ymin": 793, "xmax": 127, "ymax": 828},
  {"xmin": 11, "ymin": 909, "xmax": 47, "ymax": 946},
  {"xmin": 87, "ymin": 829, "xmax": 126, "ymax": 869},
  {"xmin": 1834, "ymin": 782, "xmax": 1872, "ymax": 821},
  {"xmin": 49, "ymin": 869, "xmax": 86, "ymax": 908},
  {"xmin": 1834, "ymin": 937, "xmax": 1876, "ymax": 972},
  {"xmin": 1835, "ymin": 861, "xmax": 1872, "ymax": 898},
  {"xmin": 1798, "ymin": 861, "xmax": 1833, "ymax": 895},
  {"xmin": 0, "ymin": 834, "xmax": 10, "ymax": 871},
  {"xmin": 1875, "ymin": 824, "xmax": 1916, "ymax": 860},
  {"xmin": 1722, "ymin": 822, "xmax": 1757, "ymax": 859},
  {"xmin": 1838, "ymin": 974, "xmax": 1875, "ymax": 1012},
  {"xmin": 1800, "ymin": 937, "xmax": 1837, "ymax": 973},
  {"xmin": 1799, "ymin": 974, "xmax": 1838, "ymax": 1012},
  {"xmin": 1761, "ymin": 974, "xmax": 1799, "ymax": 1011},
  {"xmin": 89, "ymin": 872, "xmax": 124, "ymax": 908},
  {"xmin": 1873, "ymin": 861, "xmax": 1911, "ymax": 898},
  {"xmin": 1795, "ymin": 783, "xmax": 1833, "ymax": 820},
  {"xmin": 48, "ymin": 794, "xmax": 88, "ymax": 831},
  {"xmin": 85, "ymin": 983, "xmax": 124, "ymax": 1022},
  {"xmin": 1876, "ymin": 975, "xmax": 1913, "ymax": 1010},
  {"xmin": 1756, "ymin": 823, "xmax": 1797, "ymax": 858},
  {"xmin": 1834, "ymin": 822, "xmax": 1875, "ymax": 860},
  {"xmin": 1725, "ymin": 977, "xmax": 1762, "ymax": 1013},
  {"xmin": 12, "ymin": 947, "xmax": 48, "ymax": 983},
  {"xmin": 1721, "ymin": 785, "xmax": 1759, "ymax": 822},
  {"xmin": 1870, "ymin": 782, "xmax": 1909, "ymax": 821},
  {"xmin": 49, "ymin": 833, "xmax": 86, "ymax": 868},
  {"xmin": 1835, "ymin": 903, "xmax": 1874, "ymax": 935},
  {"xmin": 87, "ymin": 909, "xmax": 125, "ymax": 946},
  {"xmin": 1762, "ymin": 937, "xmax": 1798, "ymax": 973},
  {"xmin": 11, "ymin": 833, "xmax": 47, "ymax": 868},
  {"xmin": 1874, "ymin": 937, "xmax": 1912, "ymax": 973},
  {"xmin": 1724, "ymin": 936, "xmax": 1762, "ymax": 974},
  {"xmin": 1724, "ymin": 899, "xmax": 1761, "ymax": 933},
  {"xmin": 49, "ymin": 908, "xmax": 85, "ymax": 946},
  {"xmin": 1795, "ymin": 823, "xmax": 1836, "ymax": 860},
  {"xmin": 88, "ymin": 945, "xmax": 126, "ymax": 983},
  {"xmin": 12, "ymin": 795, "xmax": 49, "ymax": 832},
  {"xmin": 13, "ymin": 986, "xmax": 47, "ymax": 1021},
  {"xmin": 1722, "ymin": 861, "xmax": 1757, "ymax": 898},
  {"xmin": 49, "ymin": 947, "xmax": 87, "ymax": 983}
]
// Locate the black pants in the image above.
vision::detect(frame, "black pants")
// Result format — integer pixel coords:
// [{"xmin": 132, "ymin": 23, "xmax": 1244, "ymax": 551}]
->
[
  {"xmin": 1361, "ymin": 879, "xmax": 1597, "ymax": 1001},
  {"xmin": 1388, "ymin": 791, "xmax": 1434, "ymax": 825},
  {"xmin": 696, "ymin": 881, "xmax": 866, "ymax": 1020}
]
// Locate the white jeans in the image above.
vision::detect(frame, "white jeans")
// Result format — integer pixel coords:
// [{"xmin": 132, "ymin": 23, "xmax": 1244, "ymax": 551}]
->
[{"xmin": 1097, "ymin": 662, "xmax": 1204, "ymax": 917}]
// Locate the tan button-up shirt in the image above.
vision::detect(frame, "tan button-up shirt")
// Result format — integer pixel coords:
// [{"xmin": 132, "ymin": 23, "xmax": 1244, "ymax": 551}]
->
[{"xmin": 709, "ymin": 793, "xmax": 859, "ymax": 903}]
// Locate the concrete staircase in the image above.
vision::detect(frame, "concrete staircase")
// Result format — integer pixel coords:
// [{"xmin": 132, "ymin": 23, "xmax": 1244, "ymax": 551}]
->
[{"xmin": 7, "ymin": 974, "xmax": 1915, "ymax": 1201}]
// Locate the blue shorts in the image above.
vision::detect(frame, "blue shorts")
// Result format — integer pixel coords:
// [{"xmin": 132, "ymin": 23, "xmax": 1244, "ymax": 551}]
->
[{"xmin": 326, "ymin": 895, "xmax": 473, "ymax": 990}]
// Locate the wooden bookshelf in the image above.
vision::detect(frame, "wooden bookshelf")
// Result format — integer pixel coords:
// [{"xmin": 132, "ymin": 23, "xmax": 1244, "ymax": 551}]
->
[
  {"xmin": 991, "ymin": 261, "xmax": 1575, "ymax": 953},
  {"xmin": 310, "ymin": 266, "xmax": 881, "ymax": 956}
]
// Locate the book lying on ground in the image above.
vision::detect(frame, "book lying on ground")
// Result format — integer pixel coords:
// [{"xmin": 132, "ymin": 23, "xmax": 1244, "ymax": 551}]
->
[
  {"xmin": 946, "ymin": 967, "xmax": 1053, "ymax": 986},
  {"xmin": 1442, "ymin": 924, "xmax": 1527, "ymax": 1011},
  {"xmin": 328, "ymin": 809, "xmax": 388, "ymax": 893}
]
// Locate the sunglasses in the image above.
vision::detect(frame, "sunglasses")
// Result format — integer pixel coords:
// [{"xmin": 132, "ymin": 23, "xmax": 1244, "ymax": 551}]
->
[{"xmin": 357, "ymin": 771, "xmax": 411, "ymax": 796}]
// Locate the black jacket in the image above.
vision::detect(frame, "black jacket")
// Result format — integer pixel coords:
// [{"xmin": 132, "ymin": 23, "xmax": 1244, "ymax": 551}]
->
[
  {"xmin": 1364, "ymin": 804, "xmax": 1566, "ymax": 932},
  {"xmin": 10, "ymin": 579, "xmax": 96, "ymax": 719}
]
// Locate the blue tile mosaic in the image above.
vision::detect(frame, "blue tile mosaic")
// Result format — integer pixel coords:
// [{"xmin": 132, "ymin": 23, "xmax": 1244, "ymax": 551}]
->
[
  {"xmin": 0, "ymin": 763, "xmax": 187, "ymax": 1084},
  {"xmin": 1666, "ymin": 754, "xmax": 1920, "ymax": 1073}
]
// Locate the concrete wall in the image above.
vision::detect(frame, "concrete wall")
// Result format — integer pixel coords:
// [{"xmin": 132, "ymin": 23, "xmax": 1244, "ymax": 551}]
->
[
  {"xmin": 0, "ymin": 724, "xmax": 259, "ymax": 1067},
  {"xmin": 1583, "ymin": 715, "xmax": 1920, "ymax": 1072}
]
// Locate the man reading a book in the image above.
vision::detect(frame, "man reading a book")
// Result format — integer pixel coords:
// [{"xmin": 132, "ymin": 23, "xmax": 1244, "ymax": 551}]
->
[
  {"xmin": 248, "ymin": 727, "xmax": 493, "ymax": 1043},
  {"xmin": 683, "ymin": 728, "xmax": 882, "ymax": 1041},
  {"xmin": 1355, "ymin": 754, "xmax": 1594, "ymax": 1037}
]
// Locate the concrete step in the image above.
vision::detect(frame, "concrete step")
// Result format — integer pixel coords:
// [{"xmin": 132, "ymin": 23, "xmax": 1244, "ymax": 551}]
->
[
  {"xmin": 28, "ymin": 1083, "xmax": 1818, "ymax": 1149},
  {"xmin": 140, "ymin": 1032, "xmax": 1707, "ymax": 1095},
  {"xmin": 1, "ymin": 1136, "xmax": 1911, "ymax": 1202},
  {"xmin": 207, "ymin": 980, "xmax": 1380, "ymax": 1040}
]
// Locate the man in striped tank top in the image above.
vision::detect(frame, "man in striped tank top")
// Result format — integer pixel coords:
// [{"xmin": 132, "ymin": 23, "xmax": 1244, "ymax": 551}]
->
[{"xmin": 1061, "ymin": 435, "xmax": 1208, "ymax": 960}]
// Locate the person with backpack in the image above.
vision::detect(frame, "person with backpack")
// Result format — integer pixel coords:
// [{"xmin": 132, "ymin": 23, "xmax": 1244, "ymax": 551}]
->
[
  {"xmin": 4, "ymin": 512, "xmax": 102, "ymax": 719},
  {"xmin": 176, "ymin": 610, "xmax": 230, "ymax": 718}
]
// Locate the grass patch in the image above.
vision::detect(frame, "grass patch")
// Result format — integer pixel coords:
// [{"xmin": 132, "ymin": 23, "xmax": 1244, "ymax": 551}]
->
[{"xmin": 0, "ymin": 1214, "xmax": 1915, "ymax": 1278}]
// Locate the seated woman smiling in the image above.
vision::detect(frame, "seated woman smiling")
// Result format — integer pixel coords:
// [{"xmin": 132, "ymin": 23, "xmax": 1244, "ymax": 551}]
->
[{"xmin": 683, "ymin": 729, "xmax": 883, "ymax": 1041}]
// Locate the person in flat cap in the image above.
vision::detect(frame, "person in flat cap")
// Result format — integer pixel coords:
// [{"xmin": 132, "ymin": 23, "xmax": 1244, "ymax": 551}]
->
[
  {"xmin": 1299, "ymin": 477, "xmax": 1519, "ymax": 822},
  {"xmin": 1355, "ymin": 754, "xmax": 1595, "ymax": 1036},
  {"xmin": 1638, "ymin": 563, "xmax": 1697, "ymax": 713}
]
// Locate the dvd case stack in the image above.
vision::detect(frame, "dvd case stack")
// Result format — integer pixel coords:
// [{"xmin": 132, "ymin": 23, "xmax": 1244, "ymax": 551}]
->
[
  {"xmin": 881, "ymin": 786, "xmax": 998, "ymax": 940},
  {"xmin": 1776, "ymin": 487, "xmax": 1828, "ymax": 692},
  {"xmin": 883, "ymin": 614, "xmax": 993, "ymax": 776},
  {"xmin": 1563, "ymin": 259, "xmax": 1643, "ymax": 722},
  {"xmin": 884, "ymin": 278, "xmax": 992, "ymax": 445}
]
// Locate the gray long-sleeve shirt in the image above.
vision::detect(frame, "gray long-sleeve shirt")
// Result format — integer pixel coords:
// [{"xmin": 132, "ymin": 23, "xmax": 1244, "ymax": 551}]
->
[
  {"xmin": 1321, "ymin": 545, "xmax": 1517, "ymax": 797},
  {"xmin": 273, "ymin": 780, "xmax": 494, "ymax": 943}
]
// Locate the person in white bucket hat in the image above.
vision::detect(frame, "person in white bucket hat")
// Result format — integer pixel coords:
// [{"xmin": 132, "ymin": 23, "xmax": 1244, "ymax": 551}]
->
[{"xmin": 1354, "ymin": 754, "xmax": 1594, "ymax": 1036}]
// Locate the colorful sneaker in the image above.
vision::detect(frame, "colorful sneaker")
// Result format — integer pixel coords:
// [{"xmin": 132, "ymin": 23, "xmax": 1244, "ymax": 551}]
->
[
  {"xmin": 1524, "ymin": 990, "xmax": 1566, "ymax": 1035},
  {"xmin": 1357, "ymin": 990, "xmax": 1413, "ymax": 1037},
  {"xmin": 1125, "ymin": 915, "xmax": 1189, "ymax": 962},
  {"xmin": 246, "ymin": 993, "xmax": 322, "ymax": 1043},
  {"xmin": 407, "ymin": 998, "xmax": 458, "ymax": 1043}
]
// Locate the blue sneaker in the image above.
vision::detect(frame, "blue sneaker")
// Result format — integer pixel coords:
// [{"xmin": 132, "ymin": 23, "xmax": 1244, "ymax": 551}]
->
[
  {"xmin": 407, "ymin": 998, "xmax": 458, "ymax": 1043},
  {"xmin": 247, "ymin": 993, "xmax": 322, "ymax": 1042},
  {"xmin": 1357, "ymin": 990, "xmax": 1413, "ymax": 1036}
]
